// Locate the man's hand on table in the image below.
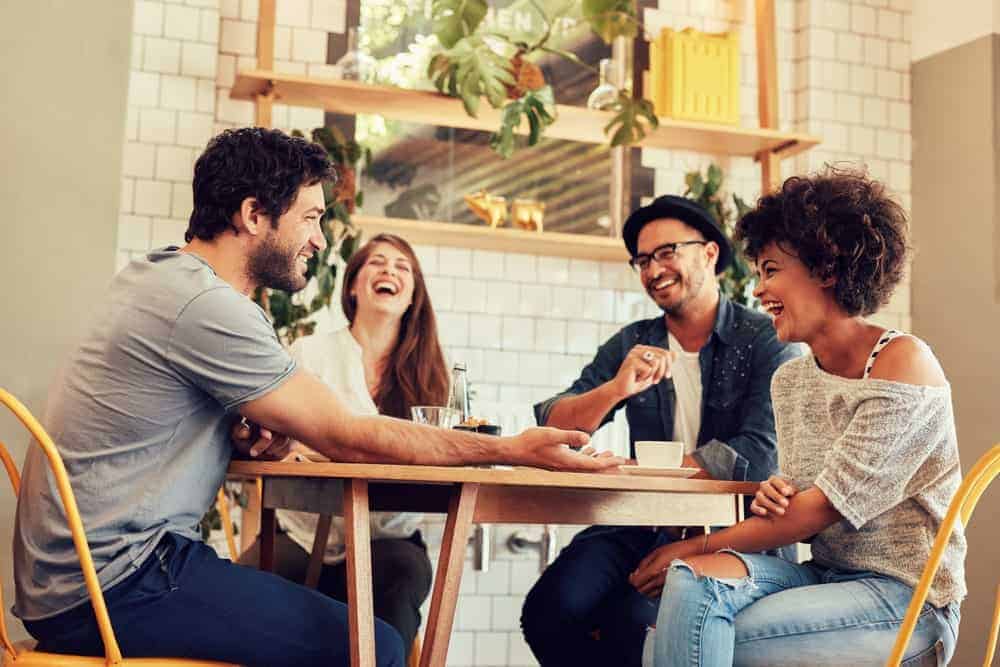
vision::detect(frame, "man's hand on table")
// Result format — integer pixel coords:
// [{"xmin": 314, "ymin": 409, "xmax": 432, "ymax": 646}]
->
[
  {"xmin": 231, "ymin": 418, "xmax": 293, "ymax": 461},
  {"xmin": 504, "ymin": 427, "xmax": 625, "ymax": 472}
]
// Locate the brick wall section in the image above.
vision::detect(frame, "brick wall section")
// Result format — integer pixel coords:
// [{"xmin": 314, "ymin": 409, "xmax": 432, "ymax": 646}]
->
[
  {"xmin": 120, "ymin": 0, "xmax": 220, "ymax": 272},
  {"xmin": 791, "ymin": 0, "xmax": 913, "ymax": 332},
  {"xmin": 122, "ymin": 1, "xmax": 913, "ymax": 664}
]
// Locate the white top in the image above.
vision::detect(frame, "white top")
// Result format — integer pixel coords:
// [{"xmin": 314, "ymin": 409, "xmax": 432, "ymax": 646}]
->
[
  {"xmin": 276, "ymin": 327, "xmax": 424, "ymax": 565},
  {"xmin": 667, "ymin": 332, "xmax": 702, "ymax": 455}
]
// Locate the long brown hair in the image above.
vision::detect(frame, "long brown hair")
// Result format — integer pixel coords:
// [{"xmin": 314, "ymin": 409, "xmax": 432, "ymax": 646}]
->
[{"xmin": 340, "ymin": 233, "xmax": 450, "ymax": 419}]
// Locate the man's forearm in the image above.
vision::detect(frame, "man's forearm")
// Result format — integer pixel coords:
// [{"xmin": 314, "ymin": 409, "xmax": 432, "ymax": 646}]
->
[
  {"xmin": 241, "ymin": 371, "xmax": 511, "ymax": 466},
  {"xmin": 545, "ymin": 382, "xmax": 625, "ymax": 433},
  {"xmin": 314, "ymin": 413, "xmax": 505, "ymax": 465}
]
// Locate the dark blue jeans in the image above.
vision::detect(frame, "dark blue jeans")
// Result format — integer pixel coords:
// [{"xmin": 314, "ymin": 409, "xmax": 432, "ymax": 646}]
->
[
  {"xmin": 24, "ymin": 532, "xmax": 405, "ymax": 666},
  {"xmin": 521, "ymin": 526, "xmax": 673, "ymax": 667}
]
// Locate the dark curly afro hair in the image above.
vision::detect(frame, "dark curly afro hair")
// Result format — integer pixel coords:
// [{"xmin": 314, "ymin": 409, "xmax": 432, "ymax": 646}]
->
[
  {"xmin": 735, "ymin": 166, "xmax": 910, "ymax": 317},
  {"xmin": 185, "ymin": 127, "xmax": 335, "ymax": 243}
]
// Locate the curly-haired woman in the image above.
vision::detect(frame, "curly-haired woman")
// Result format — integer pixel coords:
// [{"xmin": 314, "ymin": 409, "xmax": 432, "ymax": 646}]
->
[{"xmin": 633, "ymin": 168, "xmax": 965, "ymax": 666}]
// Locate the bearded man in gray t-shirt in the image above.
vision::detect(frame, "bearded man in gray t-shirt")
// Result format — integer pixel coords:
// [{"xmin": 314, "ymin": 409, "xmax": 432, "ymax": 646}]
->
[{"xmin": 12, "ymin": 128, "xmax": 622, "ymax": 667}]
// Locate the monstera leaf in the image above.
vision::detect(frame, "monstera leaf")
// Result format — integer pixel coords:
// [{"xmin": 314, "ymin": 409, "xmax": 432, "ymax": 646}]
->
[
  {"xmin": 489, "ymin": 87, "xmax": 556, "ymax": 158},
  {"xmin": 428, "ymin": 37, "xmax": 514, "ymax": 117},
  {"xmin": 583, "ymin": 0, "xmax": 638, "ymax": 43},
  {"xmin": 432, "ymin": 0, "xmax": 488, "ymax": 49},
  {"xmin": 604, "ymin": 92, "xmax": 659, "ymax": 147}
]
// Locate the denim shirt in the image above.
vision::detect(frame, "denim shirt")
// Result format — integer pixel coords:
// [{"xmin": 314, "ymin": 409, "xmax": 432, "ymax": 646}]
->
[{"xmin": 535, "ymin": 296, "xmax": 802, "ymax": 483}]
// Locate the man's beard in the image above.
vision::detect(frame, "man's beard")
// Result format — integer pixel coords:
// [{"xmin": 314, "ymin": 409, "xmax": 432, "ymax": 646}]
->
[
  {"xmin": 247, "ymin": 234, "xmax": 306, "ymax": 293},
  {"xmin": 650, "ymin": 268, "xmax": 706, "ymax": 316}
]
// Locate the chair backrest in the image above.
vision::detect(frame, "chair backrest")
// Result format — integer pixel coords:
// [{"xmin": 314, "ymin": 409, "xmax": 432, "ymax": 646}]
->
[
  {"xmin": 0, "ymin": 389, "xmax": 125, "ymax": 665},
  {"xmin": 0, "ymin": 441, "xmax": 19, "ymax": 495},
  {"xmin": 886, "ymin": 443, "xmax": 1000, "ymax": 667},
  {"xmin": 1, "ymin": 439, "xmax": 22, "ymax": 662}
]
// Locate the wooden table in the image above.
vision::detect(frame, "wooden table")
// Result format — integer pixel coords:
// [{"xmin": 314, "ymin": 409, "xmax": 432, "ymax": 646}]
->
[{"xmin": 228, "ymin": 461, "xmax": 758, "ymax": 667}]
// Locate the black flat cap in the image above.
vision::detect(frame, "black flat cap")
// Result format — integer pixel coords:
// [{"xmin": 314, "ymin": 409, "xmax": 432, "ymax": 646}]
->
[{"xmin": 622, "ymin": 195, "xmax": 732, "ymax": 274}]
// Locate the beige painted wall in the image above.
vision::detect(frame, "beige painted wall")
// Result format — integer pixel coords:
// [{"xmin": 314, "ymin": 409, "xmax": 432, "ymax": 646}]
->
[
  {"xmin": 911, "ymin": 0, "xmax": 1000, "ymax": 61},
  {"xmin": 0, "ymin": 0, "xmax": 132, "ymax": 643},
  {"xmin": 912, "ymin": 33, "xmax": 1000, "ymax": 665}
]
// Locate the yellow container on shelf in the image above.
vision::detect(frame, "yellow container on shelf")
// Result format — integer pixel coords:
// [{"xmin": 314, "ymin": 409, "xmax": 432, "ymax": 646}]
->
[{"xmin": 649, "ymin": 27, "xmax": 740, "ymax": 125}]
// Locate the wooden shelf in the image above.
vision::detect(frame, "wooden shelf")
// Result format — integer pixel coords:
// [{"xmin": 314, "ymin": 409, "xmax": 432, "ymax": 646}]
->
[
  {"xmin": 232, "ymin": 70, "xmax": 820, "ymax": 159},
  {"xmin": 352, "ymin": 215, "xmax": 629, "ymax": 262}
]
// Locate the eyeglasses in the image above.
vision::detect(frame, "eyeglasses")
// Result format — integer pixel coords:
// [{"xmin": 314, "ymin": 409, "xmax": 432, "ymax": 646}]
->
[{"xmin": 629, "ymin": 241, "xmax": 708, "ymax": 272}]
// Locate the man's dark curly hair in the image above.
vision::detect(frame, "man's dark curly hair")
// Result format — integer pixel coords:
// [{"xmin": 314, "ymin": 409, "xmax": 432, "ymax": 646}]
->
[
  {"xmin": 735, "ymin": 167, "xmax": 910, "ymax": 317},
  {"xmin": 185, "ymin": 127, "xmax": 335, "ymax": 242}
]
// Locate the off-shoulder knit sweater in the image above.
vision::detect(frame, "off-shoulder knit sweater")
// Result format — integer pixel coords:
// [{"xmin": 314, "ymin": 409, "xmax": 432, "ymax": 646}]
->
[{"xmin": 771, "ymin": 354, "xmax": 967, "ymax": 607}]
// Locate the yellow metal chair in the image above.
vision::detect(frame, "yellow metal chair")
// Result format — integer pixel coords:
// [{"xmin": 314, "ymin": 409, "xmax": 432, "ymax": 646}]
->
[
  {"xmin": 887, "ymin": 443, "xmax": 1000, "ymax": 667},
  {"xmin": 0, "ymin": 388, "xmax": 238, "ymax": 667}
]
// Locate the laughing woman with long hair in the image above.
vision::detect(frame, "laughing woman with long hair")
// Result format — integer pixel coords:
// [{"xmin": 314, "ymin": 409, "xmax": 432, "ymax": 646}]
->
[{"xmin": 240, "ymin": 233, "xmax": 448, "ymax": 659}]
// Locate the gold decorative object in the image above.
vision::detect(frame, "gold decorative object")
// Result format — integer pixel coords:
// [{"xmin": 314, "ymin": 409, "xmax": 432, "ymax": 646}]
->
[
  {"xmin": 464, "ymin": 190, "xmax": 508, "ymax": 228},
  {"xmin": 511, "ymin": 199, "xmax": 545, "ymax": 232}
]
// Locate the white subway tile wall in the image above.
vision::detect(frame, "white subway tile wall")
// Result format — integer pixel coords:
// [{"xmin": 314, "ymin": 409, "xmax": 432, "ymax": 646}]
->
[{"xmin": 120, "ymin": 0, "xmax": 913, "ymax": 663}]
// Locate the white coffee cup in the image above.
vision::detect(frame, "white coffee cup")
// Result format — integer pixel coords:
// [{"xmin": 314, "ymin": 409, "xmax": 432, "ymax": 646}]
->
[{"xmin": 634, "ymin": 440, "xmax": 685, "ymax": 468}]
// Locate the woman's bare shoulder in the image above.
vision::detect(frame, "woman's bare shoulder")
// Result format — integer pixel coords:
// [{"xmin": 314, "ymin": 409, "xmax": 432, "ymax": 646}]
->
[{"xmin": 868, "ymin": 335, "xmax": 948, "ymax": 387}]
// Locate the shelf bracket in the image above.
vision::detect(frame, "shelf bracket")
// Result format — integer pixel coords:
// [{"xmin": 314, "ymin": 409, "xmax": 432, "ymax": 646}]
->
[
  {"xmin": 255, "ymin": 89, "xmax": 275, "ymax": 128},
  {"xmin": 755, "ymin": 150, "xmax": 781, "ymax": 194}
]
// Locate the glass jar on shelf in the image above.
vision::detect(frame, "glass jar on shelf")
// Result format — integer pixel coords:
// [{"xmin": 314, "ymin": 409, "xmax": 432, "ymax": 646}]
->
[
  {"xmin": 586, "ymin": 58, "xmax": 619, "ymax": 111},
  {"xmin": 336, "ymin": 27, "xmax": 376, "ymax": 82}
]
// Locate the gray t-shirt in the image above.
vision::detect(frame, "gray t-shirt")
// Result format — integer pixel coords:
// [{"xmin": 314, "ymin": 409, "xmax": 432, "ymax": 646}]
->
[
  {"xmin": 772, "ymin": 354, "xmax": 966, "ymax": 607},
  {"xmin": 13, "ymin": 248, "xmax": 295, "ymax": 620}
]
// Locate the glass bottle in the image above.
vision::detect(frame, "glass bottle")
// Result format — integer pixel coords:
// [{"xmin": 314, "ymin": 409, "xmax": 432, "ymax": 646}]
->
[
  {"xmin": 587, "ymin": 58, "xmax": 619, "ymax": 111},
  {"xmin": 336, "ymin": 27, "xmax": 375, "ymax": 82},
  {"xmin": 447, "ymin": 362, "xmax": 471, "ymax": 424}
]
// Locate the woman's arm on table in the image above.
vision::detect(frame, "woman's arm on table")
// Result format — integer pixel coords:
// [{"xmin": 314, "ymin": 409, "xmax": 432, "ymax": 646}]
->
[{"xmin": 629, "ymin": 486, "xmax": 842, "ymax": 596}]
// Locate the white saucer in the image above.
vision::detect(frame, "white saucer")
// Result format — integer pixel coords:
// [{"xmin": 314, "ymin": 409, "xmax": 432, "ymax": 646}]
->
[{"xmin": 620, "ymin": 466, "xmax": 699, "ymax": 478}]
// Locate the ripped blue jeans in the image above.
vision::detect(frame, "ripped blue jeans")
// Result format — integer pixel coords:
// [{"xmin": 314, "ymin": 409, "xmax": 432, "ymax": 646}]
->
[{"xmin": 644, "ymin": 552, "xmax": 960, "ymax": 667}]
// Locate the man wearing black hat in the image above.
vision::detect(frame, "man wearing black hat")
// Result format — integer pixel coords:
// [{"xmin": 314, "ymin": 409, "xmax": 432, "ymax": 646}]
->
[{"xmin": 520, "ymin": 195, "xmax": 800, "ymax": 667}]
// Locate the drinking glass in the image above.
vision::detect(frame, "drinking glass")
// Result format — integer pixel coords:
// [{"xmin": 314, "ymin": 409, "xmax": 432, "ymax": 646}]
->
[{"xmin": 410, "ymin": 406, "xmax": 461, "ymax": 429}]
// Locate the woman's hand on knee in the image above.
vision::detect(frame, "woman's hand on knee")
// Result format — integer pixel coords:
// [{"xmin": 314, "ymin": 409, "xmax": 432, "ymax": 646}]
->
[{"xmin": 750, "ymin": 476, "xmax": 798, "ymax": 517}]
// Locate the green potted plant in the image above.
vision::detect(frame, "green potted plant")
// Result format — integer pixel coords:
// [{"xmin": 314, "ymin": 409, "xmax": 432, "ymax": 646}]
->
[{"xmin": 426, "ymin": 0, "xmax": 658, "ymax": 157}]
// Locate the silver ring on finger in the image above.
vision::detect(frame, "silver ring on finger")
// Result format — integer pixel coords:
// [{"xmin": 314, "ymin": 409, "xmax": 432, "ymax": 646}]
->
[{"xmin": 642, "ymin": 351, "xmax": 654, "ymax": 361}]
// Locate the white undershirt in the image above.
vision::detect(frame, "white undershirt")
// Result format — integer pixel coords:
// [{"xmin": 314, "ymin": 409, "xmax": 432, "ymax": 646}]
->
[
  {"xmin": 276, "ymin": 327, "xmax": 423, "ymax": 565},
  {"xmin": 668, "ymin": 332, "xmax": 703, "ymax": 455}
]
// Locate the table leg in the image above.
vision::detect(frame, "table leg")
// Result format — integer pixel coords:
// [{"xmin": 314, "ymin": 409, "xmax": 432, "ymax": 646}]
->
[
  {"xmin": 420, "ymin": 482, "xmax": 480, "ymax": 667},
  {"xmin": 260, "ymin": 506, "xmax": 276, "ymax": 573},
  {"xmin": 345, "ymin": 479, "xmax": 374, "ymax": 667},
  {"xmin": 304, "ymin": 513, "xmax": 334, "ymax": 589},
  {"xmin": 239, "ymin": 478, "xmax": 262, "ymax": 554}
]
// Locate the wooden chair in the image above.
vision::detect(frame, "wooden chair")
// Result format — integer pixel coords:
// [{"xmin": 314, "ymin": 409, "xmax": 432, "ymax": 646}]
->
[
  {"xmin": 0, "ymin": 388, "xmax": 238, "ymax": 667},
  {"xmin": 887, "ymin": 443, "xmax": 1000, "ymax": 667}
]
